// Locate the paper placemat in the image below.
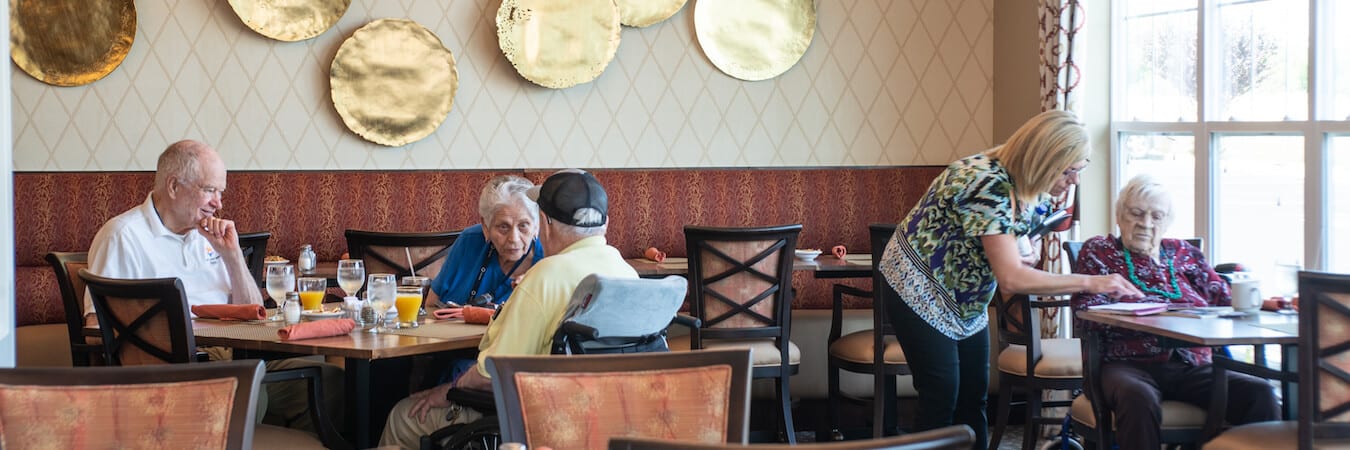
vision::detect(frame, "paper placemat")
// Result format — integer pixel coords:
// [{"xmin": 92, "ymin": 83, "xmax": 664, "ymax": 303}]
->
[
  {"xmin": 381, "ymin": 321, "xmax": 486, "ymax": 340},
  {"xmin": 1248, "ymin": 322, "xmax": 1298, "ymax": 335}
]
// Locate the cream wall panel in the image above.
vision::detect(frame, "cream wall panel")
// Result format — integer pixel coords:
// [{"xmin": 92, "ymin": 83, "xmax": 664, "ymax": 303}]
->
[{"xmin": 11, "ymin": 0, "xmax": 992, "ymax": 171}]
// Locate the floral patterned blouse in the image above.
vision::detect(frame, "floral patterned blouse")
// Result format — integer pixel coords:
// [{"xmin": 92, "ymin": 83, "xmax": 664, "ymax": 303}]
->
[
  {"xmin": 880, "ymin": 153, "xmax": 1052, "ymax": 340},
  {"xmin": 1070, "ymin": 236, "xmax": 1232, "ymax": 365}
]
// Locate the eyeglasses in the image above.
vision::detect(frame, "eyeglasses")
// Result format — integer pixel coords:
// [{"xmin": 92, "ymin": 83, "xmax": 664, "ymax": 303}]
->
[
  {"xmin": 197, "ymin": 184, "xmax": 224, "ymax": 199},
  {"xmin": 1062, "ymin": 166, "xmax": 1086, "ymax": 178}
]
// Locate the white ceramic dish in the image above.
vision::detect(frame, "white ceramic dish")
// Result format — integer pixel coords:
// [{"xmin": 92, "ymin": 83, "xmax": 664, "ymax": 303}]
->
[
  {"xmin": 301, "ymin": 310, "xmax": 345, "ymax": 321},
  {"xmin": 794, "ymin": 249, "xmax": 822, "ymax": 260}
]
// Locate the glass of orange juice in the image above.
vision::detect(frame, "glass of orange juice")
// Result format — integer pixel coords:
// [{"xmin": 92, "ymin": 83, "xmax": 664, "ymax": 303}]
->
[
  {"xmin": 297, "ymin": 277, "xmax": 326, "ymax": 312},
  {"xmin": 395, "ymin": 286, "xmax": 422, "ymax": 328}
]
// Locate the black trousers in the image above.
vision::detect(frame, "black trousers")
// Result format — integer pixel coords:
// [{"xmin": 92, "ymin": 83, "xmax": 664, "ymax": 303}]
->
[
  {"xmin": 885, "ymin": 283, "xmax": 989, "ymax": 450},
  {"xmin": 1098, "ymin": 359, "xmax": 1280, "ymax": 450}
]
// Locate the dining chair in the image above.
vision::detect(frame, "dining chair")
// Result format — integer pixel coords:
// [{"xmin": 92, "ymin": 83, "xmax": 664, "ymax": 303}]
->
[
  {"xmin": 671, "ymin": 224, "xmax": 802, "ymax": 444},
  {"xmin": 78, "ymin": 269, "xmax": 351, "ymax": 450},
  {"xmin": 607, "ymin": 424, "xmax": 975, "ymax": 450},
  {"xmin": 988, "ymin": 292, "xmax": 1081, "ymax": 450},
  {"xmin": 238, "ymin": 230, "xmax": 272, "ymax": 288},
  {"xmin": 44, "ymin": 251, "xmax": 102, "ymax": 366},
  {"xmin": 0, "ymin": 359, "xmax": 266, "ymax": 450},
  {"xmin": 1201, "ymin": 270, "xmax": 1350, "ymax": 450},
  {"xmin": 486, "ymin": 349, "xmax": 753, "ymax": 450},
  {"xmin": 344, "ymin": 229, "xmax": 460, "ymax": 282},
  {"xmin": 825, "ymin": 223, "xmax": 909, "ymax": 440}
]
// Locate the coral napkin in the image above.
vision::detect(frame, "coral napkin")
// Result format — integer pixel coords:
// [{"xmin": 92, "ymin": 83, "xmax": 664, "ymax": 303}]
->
[
  {"xmin": 278, "ymin": 319, "xmax": 357, "ymax": 341},
  {"xmin": 432, "ymin": 306, "xmax": 494, "ymax": 324},
  {"xmin": 191, "ymin": 304, "xmax": 267, "ymax": 321},
  {"xmin": 831, "ymin": 245, "xmax": 848, "ymax": 259},
  {"xmin": 644, "ymin": 247, "xmax": 667, "ymax": 263}
]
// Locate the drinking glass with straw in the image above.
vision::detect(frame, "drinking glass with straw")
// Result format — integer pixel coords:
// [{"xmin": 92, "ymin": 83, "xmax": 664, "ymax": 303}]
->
[{"xmin": 402, "ymin": 247, "xmax": 431, "ymax": 317}]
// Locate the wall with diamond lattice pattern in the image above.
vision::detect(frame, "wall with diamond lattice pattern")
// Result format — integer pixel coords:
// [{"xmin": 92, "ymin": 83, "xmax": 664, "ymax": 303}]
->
[{"xmin": 11, "ymin": 0, "xmax": 992, "ymax": 171}]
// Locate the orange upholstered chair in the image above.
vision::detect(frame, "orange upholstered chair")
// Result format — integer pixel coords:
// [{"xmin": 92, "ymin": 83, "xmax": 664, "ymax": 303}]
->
[
  {"xmin": 0, "ymin": 359, "xmax": 265, "ymax": 449},
  {"xmin": 486, "ymin": 349, "xmax": 753, "ymax": 450}
]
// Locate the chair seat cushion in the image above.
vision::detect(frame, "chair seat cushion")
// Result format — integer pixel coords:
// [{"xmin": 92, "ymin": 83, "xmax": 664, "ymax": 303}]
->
[
  {"xmin": 997, "ymin": 338, "xmax": 1081, "ymax": 378},
  {"xmin": 667, "ymin": 335, "xmax": 801, "ymax": 367},
  {"xmin": 253, "ymin": 424, "xmax": 326, "ymax": 449},
  {"xmin": 828, "ymin": 330, "xmax": 906, "ymax": 365},
  {"xmin": 1202, "ymin": 421, "xmax": 1297, "ymax": 450},
  {"xmin": 1070, "ymin": 394, "xmax": 1206, "ymax": 430}
]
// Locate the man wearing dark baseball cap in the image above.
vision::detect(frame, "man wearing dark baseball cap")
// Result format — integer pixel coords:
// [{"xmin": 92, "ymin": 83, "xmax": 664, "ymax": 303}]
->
[{"xmin": 380, "ymin": 169, "xmax": 639, "ymax": 447}]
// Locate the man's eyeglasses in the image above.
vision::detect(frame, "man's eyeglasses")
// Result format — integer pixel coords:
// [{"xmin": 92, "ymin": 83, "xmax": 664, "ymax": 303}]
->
[{"xmin": 197, "ymin": 184, "xmax": 224, "ymax": 198}]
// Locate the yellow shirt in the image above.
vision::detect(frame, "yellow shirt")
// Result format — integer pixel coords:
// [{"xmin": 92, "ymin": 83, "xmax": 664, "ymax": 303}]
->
[{"xmin": 475, "ymin": 236, "xmax": 638, "ymax": 377}]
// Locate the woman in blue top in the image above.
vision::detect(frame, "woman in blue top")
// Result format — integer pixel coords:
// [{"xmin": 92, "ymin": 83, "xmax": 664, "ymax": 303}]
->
[
  {"xmin": 430, "ymin": 175, "xmax": 545, "ymax": 308},
  {"xmin": 878, "ymin": 110, "xmax": 1142, "ymax": 449}
]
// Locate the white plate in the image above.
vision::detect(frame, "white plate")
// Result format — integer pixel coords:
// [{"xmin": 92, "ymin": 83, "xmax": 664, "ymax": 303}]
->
[
  {"xmin": 301, "ymin": 310, "xmax": 345, "ymax": 320},
  {"xmin": 794, "ymin": 249, "xmax": 822, "ymax": 260}
]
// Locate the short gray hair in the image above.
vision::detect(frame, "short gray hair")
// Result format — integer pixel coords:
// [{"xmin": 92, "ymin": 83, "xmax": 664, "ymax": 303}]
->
[
  {"xmin": 1115, "ymin": 174, "xmax": 1174, "ymax": 225},
  {"xmin": 478, "ymin": 175, "xmax": 539, "ymax": 223},
  {"xmin": 155, "ymin": 140, "xmax": 210, "ymax": 189}
]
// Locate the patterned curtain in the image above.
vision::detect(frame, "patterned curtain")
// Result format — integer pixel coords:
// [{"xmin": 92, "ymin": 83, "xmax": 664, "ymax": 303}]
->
[{"xmin": 1036, "ymin": 0, "xmax": 1084, "ymax": 339}]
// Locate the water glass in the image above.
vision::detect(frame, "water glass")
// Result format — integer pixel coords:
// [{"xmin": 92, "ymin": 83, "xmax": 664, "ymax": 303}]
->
[
  {"xmin": 366, "ymin": 273, "xmax": 396, "ymax": 332},
  {"xmin": 265, "ymin": 264, "xmax": 295, "ymax": 321},
  {"xmin": 337, "ymin": 259, "xmax": 365, "ymax": 297}
]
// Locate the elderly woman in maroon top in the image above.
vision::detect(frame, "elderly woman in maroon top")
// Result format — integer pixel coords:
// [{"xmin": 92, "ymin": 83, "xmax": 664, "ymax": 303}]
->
[{"xmin": 1071, "ymin": 174, "xmax": 1278, "ymax": 449}]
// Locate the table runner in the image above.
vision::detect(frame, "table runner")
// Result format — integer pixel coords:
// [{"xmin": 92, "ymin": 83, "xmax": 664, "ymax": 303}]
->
[{"xmin": 382, "ymin": 321, "xmax": 486, "ymax": 340}]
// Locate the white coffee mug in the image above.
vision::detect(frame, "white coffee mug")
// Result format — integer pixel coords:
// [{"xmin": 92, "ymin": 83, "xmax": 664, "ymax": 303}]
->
[{"xmin": 1230, "ymin": 278, "xmax": 1262, "ymax": 312}]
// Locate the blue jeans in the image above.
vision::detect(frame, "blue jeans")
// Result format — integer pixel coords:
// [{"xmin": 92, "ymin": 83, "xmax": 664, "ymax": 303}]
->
[{"xmin": 885, "ymin": 283, "xmax": 989, "ymax": 450}]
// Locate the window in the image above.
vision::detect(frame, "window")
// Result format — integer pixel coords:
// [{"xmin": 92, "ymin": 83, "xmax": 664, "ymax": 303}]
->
[{"xmin": 1112, "ymin": 0, "xmax": 1350, "ymax": 273}]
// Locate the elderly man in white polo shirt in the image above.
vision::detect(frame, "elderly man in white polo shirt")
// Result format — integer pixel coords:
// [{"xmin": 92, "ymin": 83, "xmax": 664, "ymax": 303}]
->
[
  {"xmin": 85, "ymin": 139, "xmax": 260, "ymax": 319},
  {"xmin": 85, "ymin": 139, "xmax": 340, "ymax": 433}
]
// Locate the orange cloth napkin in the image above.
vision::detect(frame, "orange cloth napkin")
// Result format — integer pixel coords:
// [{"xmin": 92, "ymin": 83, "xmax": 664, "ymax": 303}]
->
[
  {"xmin": 831, "ymin": 245, "xmax": 847, "ymax": 259},
  {"xmin": 277, "ymin": 319, "xmax": 357, "ymax": 341},
  {"xmin": 191, "ymin": 304, "xmax": 267, "ymax": 321},
  {"xmin": 644, "ymin": 247, "xmax": 666, "ymax": 263},
  {"xmin": 432, "ymin": 306, "xmax": 494, "ymax": 324}
]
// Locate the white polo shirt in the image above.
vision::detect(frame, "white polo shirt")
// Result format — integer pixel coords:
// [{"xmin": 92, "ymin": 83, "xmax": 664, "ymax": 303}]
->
[{"xmin": 84, "ymin": 193, "xmax": 232, "ymax": 315}]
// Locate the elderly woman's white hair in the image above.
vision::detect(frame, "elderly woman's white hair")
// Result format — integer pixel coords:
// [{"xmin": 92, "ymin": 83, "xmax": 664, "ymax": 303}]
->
[
  {"xmin": 1114, "ymin": 174, "xmax": 1174, "ymax": 229},
  {"xmin": 478, "ymin": 175, "xmax": 539, "ymax": 223}
]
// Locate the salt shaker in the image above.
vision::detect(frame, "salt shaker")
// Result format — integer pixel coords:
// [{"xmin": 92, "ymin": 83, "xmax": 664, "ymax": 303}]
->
[
  {"xmin": 343, "ymin": 296, "xmax": 364, "ymax": 325},
  {"xmin": 298, "ymin": 244, "xmax": 316, "ymax": 275},
  {"xmin": 283, "ymin": 292, "xmax": 302, "ymax": 324}
]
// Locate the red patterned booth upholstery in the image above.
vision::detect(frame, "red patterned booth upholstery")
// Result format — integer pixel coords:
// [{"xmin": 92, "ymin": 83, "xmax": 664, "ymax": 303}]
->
[{"xmin": 14, "ymin": 167, "xmax": 941, "ymax": 366}]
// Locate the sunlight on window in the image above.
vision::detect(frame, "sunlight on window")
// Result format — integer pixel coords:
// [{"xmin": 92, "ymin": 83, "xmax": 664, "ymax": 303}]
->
[
  {"xmin": 1330, "ymin": 1, "xmax": 1350, "ymax": 120},
  {"xmin": 1120, "ymin": 1, "xmax": 1198, "ymax": 121},
  {"xmin": 1215, "ymin": 0, "xmax": 1308, "ymax": 121},
  {"xmin": 1214, "ymin": 135, "xmax": 1304, "ymax": 278},
  {"xmin": 1120, "ymin": 133, "xmax": 1196, "ymax": 238},
  {"xmin": 1331, "ymin": 136, "xmax": 1350, "ymax": 273}
]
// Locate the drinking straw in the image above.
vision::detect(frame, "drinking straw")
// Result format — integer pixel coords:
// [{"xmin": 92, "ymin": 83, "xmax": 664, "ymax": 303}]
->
[{"xmin": 405, "ymin": 247, "xmax": 416, "ymax": 277}]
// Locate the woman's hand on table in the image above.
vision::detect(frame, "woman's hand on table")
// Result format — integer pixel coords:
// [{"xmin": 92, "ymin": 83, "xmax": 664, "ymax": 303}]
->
[
  {"xmin": 407, "ymin": 383, "xmax": 453, "ymax": 423},
  {"xmin": 1090, "ymin": 273, "xmax": 1144, "ymax": 300}
]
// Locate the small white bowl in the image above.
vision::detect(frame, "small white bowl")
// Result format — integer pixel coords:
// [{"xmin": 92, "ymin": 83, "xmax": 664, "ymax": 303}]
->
[
  {"xmin": 794, "ymin": 249, "xmax": 822, "ymax": 260},
  {"xmin": 301, "ymin": 310, "xmax": 345, "ymax": 321}
]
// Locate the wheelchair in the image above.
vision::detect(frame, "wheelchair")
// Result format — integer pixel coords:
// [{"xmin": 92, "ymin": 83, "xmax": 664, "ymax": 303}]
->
[{"xmin": 420, "ymin": 274, "xmax": 695, "ymax": 450}]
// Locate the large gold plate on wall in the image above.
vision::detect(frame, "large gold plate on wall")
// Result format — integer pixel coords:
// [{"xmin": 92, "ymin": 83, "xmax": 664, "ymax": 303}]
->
[
  {"xmin": 10, "ymin": 0, "xmax": 135, "ymax": 87},
  {"xmin": 227, "ymin": 0, "xmax": 350, "ymax": 42},
  {"xmin": 330, "ymin": 19, "xmax": 458, "ymax": 147},
  {"xmin": 496, "ymin": 0, "xmax": 620, "ymax": 89},
  {"xmin": 694, "ymin": 0, "xmax": 816, "ymax": 81},
  {"xmin": 617, "ymin": 0, "xmax": 686, "ymax": 28}
]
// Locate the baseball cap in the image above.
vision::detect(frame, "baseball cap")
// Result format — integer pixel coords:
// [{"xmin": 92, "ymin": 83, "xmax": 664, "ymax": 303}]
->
[{"xmin": 528, "ymin": 171, "xmax": 608, "ymax": 227}]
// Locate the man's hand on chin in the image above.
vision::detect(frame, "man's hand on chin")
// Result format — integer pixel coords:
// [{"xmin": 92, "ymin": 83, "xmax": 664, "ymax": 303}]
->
[{"xmin": 198, "ymin": 216, "xmax": 241, "ymax": 253}]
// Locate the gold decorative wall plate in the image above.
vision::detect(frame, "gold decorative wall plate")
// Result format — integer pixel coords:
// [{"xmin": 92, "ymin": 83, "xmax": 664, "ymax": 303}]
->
[
  {"xmin": 227, "ymin": 0, "xmax": 350, "ymax": 42},
  {"xmin": 617, "ymin": 0, "xmax": 687, "ymax": 28},
  {"xmin": 330, "ymin": 19, "xmax": 458, "ymax": 147},
  {"xmin": 694, "ymin": 0, "xmax": 816, "ymax": 81},
  {"xmin": 10, "ymin": 0, "xmax": 135, "ymax": 87},
  {"xmin": 496, "ymin": 0, "xmax": 620, "ymax": 89}
]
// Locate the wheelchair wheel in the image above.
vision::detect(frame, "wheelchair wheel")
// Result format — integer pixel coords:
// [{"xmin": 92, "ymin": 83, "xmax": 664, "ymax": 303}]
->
[{"xmin": 439, "ymin": 417, "xmax": 501, "ymax": 450}]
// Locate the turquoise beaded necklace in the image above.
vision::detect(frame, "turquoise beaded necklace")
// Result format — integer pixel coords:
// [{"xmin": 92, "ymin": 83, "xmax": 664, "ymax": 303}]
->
[{"xmin": 1123, "ymin": 244, "xmax": 1182, "ymax": 299}]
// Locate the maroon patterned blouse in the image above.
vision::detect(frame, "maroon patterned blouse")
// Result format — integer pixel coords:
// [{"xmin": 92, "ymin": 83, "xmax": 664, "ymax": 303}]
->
[{"xmin": 1070, "ymin": 236, "xmax": 1232, "ymax": 365}]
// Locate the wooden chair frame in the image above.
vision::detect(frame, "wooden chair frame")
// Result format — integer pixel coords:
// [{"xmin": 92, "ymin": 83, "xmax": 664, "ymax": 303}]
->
[
  {"xmin": 487, "ymin": 349, "xmax": 753, "ymax": 448},
  {"xmin": 825, "ymin": 223, "xmax": 909, "ymax": 439},
  {"xmin": 685, "ymin": 224, "xmax": 802, "ymax": 443},
  {"xmin": 238, "ymin": 231, "xmax": 271, "ymax": 288},
  {"xmin": 989, "ymin": 292, "xmax": 1080, "ymax": 450},
  {"xmin": 1296, "ymin": 270, "xmax": 1350, "ymax": 447},
  {"xmin": 45, "ymin": 251, "xmax": 100, "ymax": 366},
  {"xmin": 0, "ymin": 359, "xmax": 267, "ymax": 450},
  {"xmin": 343, "ymin": 229, "xmax": 460, "ymax": 281}
]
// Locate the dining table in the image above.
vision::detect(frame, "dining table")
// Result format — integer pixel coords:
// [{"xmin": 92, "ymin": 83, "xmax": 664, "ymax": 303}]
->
[
  {"xmin": 1076, "ymin": 309, "xmax": 1299, "ymax": 423},
  {"xmin": 91, "ymin": 315, "xmax": 486, "ymax": 448}
]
